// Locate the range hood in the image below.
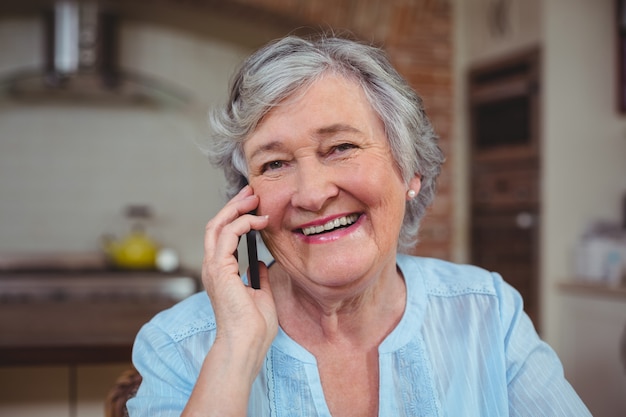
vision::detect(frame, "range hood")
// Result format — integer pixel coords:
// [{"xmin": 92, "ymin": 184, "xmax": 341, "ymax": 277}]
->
[{"xmin": 0, "ymin": 1, "xmax": 191, "ymax": 108}]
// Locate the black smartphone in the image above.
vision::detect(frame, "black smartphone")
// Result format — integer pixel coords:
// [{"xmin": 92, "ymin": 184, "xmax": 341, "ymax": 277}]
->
[
  {"xmin": 243, "ymin": 179, "xmax": 260, "ymax": 289},
  {"xmin": 246, "ymin": 229, "xmax": 260, "ymax": 289}
]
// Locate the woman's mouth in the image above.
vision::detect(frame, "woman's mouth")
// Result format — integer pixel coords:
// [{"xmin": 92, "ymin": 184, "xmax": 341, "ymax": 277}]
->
[{"xmin": 300, "ymin": 214, "xmax": 360, "ymax": 236}]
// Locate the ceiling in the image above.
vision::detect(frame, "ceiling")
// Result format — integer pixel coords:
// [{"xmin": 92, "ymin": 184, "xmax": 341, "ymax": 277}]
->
[{"xmin": 0, "ymin": 0, "xmax": 306, "ymax": 49}]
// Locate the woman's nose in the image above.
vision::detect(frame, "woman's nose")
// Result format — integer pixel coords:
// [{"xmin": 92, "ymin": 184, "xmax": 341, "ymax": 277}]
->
[{"xmin": 290, "ymin": 162, "xmax": 339, "ymax": 212}]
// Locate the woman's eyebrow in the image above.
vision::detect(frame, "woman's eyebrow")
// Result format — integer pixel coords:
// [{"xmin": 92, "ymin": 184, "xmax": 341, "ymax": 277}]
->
[
  {"xmin": 248, "ymin": 124, "xmax": 362, "ymax": 161},
  {"xmin": 248, "ymin": 141, "xmax": 286, "ymax": 162},
  {"xmin": 314, "ymin": 123, "xmax": 361, "ymax": 137}
]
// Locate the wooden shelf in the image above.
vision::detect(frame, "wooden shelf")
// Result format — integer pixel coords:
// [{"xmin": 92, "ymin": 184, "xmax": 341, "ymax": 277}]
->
[{"xmin": 559, "ymin": 281, "xmax": 626, "ymax": 300}]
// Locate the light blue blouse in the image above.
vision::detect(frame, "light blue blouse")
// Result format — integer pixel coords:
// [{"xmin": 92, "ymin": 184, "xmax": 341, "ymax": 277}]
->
[{"xmin": 128, "ymin": 254, "xmax": 591, "ymax": 416}]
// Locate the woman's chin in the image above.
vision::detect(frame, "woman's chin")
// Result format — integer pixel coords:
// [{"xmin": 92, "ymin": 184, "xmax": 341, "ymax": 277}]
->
[{"xmin": 296, "ymin": 249, "xmax": 382, "ymax": 289}]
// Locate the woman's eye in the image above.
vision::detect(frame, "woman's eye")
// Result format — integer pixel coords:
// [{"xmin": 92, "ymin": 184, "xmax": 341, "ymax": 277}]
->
[
  {"xmin": 333, "ymin": 143, "xmax": 358, "ymax": 153},
  {"xmin": 263, "ymin": 160, "xmax": 285, "ymax": 172}
]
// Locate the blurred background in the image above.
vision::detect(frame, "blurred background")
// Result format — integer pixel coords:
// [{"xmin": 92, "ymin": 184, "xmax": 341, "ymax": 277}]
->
[{"xmin": 0, "ymin": 0, "xmax": 625, "ymax": 416}]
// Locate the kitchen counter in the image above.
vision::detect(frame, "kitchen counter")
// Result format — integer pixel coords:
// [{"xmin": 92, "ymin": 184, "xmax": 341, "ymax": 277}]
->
[{"xmin": 0, "ymin": 268, "xmax": 200, "ymax": 366}]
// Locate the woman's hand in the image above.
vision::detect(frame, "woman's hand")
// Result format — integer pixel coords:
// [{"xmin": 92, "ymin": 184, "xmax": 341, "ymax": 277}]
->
[
  {"xmin": 202, "ymin": 185, "xmax": 277, "ymax": 355},
  {"xmin": 183, "ymin": 185, "xmax": 276, "ymax": 417}
]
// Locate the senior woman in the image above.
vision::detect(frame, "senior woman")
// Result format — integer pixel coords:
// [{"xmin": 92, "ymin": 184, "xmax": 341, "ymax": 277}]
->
[{"xmin": 127, "ymin": 34, "xmax": 590, "ymax": 416}]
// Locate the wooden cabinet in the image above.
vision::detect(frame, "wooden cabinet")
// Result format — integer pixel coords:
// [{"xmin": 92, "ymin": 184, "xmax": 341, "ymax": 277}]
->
[
  {"xmin": 472, "ymin": 164, "xmax": 539, "ymax": 209},
  {"xmin": 472, "ymin": 208, "xmax": 539, "ymax": 324},
  {"xmin": 469, "ymin": 48, "xmax": 541, "ymax": 162},
  {"xmin": 468, "ymin": 48, "xmax": 541, "ymax": 328}
]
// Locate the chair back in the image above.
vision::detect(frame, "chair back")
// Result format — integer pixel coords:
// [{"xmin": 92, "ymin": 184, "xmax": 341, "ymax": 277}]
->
[{"xmin": 105, "ymin": 368, "xmax": 142, "ymax": 417}]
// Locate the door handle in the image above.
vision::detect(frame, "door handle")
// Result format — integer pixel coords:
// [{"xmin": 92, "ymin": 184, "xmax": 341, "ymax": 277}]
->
[{"xmin": 516, "ymin": 212, "xmax": 535, "ymax": 229}]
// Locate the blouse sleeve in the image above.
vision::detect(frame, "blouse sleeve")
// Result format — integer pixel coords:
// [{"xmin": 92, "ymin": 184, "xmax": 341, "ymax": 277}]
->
[
  {"xmin": 126, "ymin": 320, "xmax": 197, "ymax": 417},
  {"xmin": 494, "ymin": 274, "xmax": 592, "ymax": 416}
]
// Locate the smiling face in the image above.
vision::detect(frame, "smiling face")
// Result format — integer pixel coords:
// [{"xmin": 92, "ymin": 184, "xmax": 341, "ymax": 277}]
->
[{"xmin": 243, "ymin": 74, "xmax": 420, "ymax": 295}]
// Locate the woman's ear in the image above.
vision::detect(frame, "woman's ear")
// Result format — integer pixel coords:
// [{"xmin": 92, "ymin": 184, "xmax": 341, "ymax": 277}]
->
[{"xmin": 406, "ymin": 175, "xmax": 422, "ymax": 200}]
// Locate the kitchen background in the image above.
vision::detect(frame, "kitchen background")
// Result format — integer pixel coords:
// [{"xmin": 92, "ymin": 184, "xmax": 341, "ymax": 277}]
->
[{"xmin": 1, "ymin": 0, "xmax": 625, "ymax": 416}]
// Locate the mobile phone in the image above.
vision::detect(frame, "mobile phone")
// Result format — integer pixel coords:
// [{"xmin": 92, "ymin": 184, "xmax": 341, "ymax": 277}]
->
[
  {"xmin": 246, "ymin": 229, "xmax": 260, "ymax": 289},
  {"xmin": 243, "ymin": 179, "xmax": 260, "ymax": 289}
]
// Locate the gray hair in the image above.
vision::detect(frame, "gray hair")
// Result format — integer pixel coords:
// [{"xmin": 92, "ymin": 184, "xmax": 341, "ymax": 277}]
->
[{"xmin": 206, "ymin": 34, "xmax": 444, "ymax": 251}]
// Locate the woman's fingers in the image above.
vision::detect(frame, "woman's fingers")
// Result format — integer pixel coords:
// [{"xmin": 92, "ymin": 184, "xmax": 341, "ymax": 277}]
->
[
  {"xmin": 202, "ymin": 186, "xmax": 269, "ymax": 293},
  {"xmin": 204, "ymin": 213, "xmax": 268, "ymax": 275},
  {"xmin": 204, "ymin": 186, "xmax": 257, "ymax": 252}
]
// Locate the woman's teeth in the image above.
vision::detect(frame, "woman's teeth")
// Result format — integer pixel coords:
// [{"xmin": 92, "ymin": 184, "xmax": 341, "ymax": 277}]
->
[{"xmin": 301, "ymin": 214, "xmax": 359, "ymax": 236}]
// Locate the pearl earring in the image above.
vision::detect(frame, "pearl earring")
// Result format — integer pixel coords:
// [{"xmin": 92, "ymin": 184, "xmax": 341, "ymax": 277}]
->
[{"xmin": 407, "ymin": 189, "xmax": 417, "ymax": 199}]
